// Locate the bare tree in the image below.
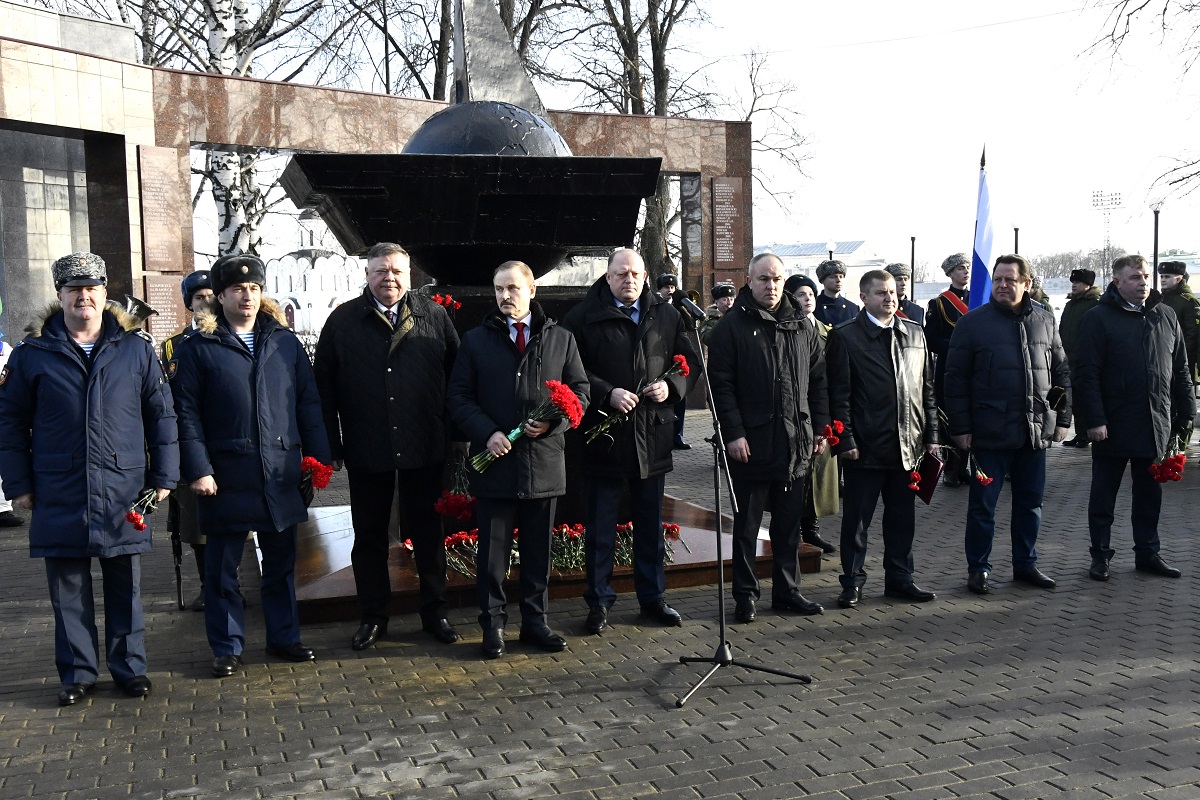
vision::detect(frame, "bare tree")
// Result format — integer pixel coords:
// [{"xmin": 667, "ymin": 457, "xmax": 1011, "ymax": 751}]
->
[{"xmin": 730, "ymin": 51, "xmax": 810, "ymax": 213}]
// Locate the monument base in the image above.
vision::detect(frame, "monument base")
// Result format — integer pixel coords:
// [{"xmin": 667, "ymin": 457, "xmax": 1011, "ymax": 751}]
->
[{"xmin": 295, "ymin": 495, "xmax": 824, "ymax": 624}]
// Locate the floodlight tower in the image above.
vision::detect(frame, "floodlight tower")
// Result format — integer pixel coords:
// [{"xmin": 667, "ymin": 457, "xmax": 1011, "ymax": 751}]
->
[{"xmin": 1091, "ymin": 190, "xmax": 1122, "ymax": 273}]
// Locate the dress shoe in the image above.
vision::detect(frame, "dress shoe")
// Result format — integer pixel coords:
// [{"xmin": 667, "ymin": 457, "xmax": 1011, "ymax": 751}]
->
[
  {"xmin": 1013, "ymin": 567, "xmax": 1056, "ymax": 589},
  {"xmin": 734, "ymin": 598, "xmax": 756, "ymax": 623},
  {"xmin": 120, "ymin": 675, "xmax": 153, "ymax": 698},
  {"xmin": 837, "ymin": 587, "xmax": 862, "ymax": 609},
  {"xmin": 1089, "ymin": 557, "xmax": 1110, "ymax": 581},
  {"xmin": 481, "ymin": 627, "xmax": 505, "ymax": 659},
  {"xmin": 771, "ymin": 592, "xmax": 824, "ymax": 615},
  {"xmin": 57, "ymin": 683, "xmax": 94, "ymax": 706},
  {"xmin": 585, "ymin": 607, "xmax": 608, "ymax": 634},
  {"xmin": 884, "ymin": 583, "xmax": 937, "ymax": 603},
  {"xmin": 266, "ymin": 642, "xmax": 316, "ymax": 662},
  {"xmin": 211, "ymin": 654, "xmax": 243, "ymax": 678},
  {"xmin": 188, "ymin": 592, "xmax": 205, "ymax": 612},
  {"xmin": 967, "ymin": 571, "xmax": 990, "ymax": 594},
  {"xmin": 351, "ymin": 622, "xmax": 385, "ymax": 651},
  {"xmin": 519, "ymin": 625, "xmax": 568, "ymax": 652},
  {"xmin": 0, "ymin": 510, "xmax": 25, "ymax": 527},
  {"xmin": 802, "ymin": 531, "xmax": 837, "ymax": 554},
  {"xmin": 1136, "ymin": 555, "xmax": 1182, "ymax": 578},
  {"xmin": 639, "ymin": 599, "xmax": 683, "ymax": 627},
  {"xmin": 673, "ymin": 438, "xmax": 692, "ymax": 450},
  {"xmin": 422, "ymin": 618, "xmax": 460, "ymax": 644}
]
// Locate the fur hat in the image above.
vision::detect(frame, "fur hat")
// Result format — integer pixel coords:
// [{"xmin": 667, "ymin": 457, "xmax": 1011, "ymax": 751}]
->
[
  {"xmin": 52, "ymin": 252, "xmax": 107, "ymax": 290},
  {"xmin": 211, "ymin": 254, "xmax": 267, "ymax": 297},
  {"xmin": 181, "ymin": 271, "xmax": 213, "ymax": 310},
  {"xmin": 710, "ymin": 282, "xmax": 736, "ymax": 300},
  {"xmin": 1159, "ymin": 260, "xmax": 1188, "ymax": 277},
  {"xmin": 941, "ymin": 253, "xmax": 970, "ymax": 275},
  {"xmin": 784, "ymin": 274, "xmax": 818, "ymax": 297},
  {"xmin": 656, "ymin": 273, "xmax": 678, "ymax": 290},
  {"xmin": 884, "ymin": 262, "xmax": 911, "ymax": 279},
  {"xmin": 816, "ymin": 260, "xmax": 846, "ymax": 282},
  {"xmin": 1069, "ymin": 269, "xmax": 1096, "ymax": 285}
]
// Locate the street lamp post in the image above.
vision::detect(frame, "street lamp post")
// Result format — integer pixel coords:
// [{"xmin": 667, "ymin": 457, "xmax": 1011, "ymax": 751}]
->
[
  {"xmin": 1014, "ymin": 227, "xmax": 1019, "ymax": 254},
  {"xmin": 826, "ymin": 241, "xmax": 836, "ymax": 262},
  {"xmin": 1151, "ymin": 200, "xmax": 1164, "ymax": 292},
  {"xmin": 910, "ymin": 236, "xmax": 916, "ymax": 275}
]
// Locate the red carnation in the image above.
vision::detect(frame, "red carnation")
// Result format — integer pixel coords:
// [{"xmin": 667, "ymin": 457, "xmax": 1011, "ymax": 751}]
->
[
  {"xmin": 672, "ymin": 354, "xmax": 690, "ymax": 377},
  {"xmin": 546, "ymin": 379, "xmax": 584, "ymax": 429},
  {"xmin": 833, "ymin": 420, "xmax": 845, "ymax": 434},
  {"xmin": 301, "ymin": 456, "xmax": 334, "ymax": 490}
]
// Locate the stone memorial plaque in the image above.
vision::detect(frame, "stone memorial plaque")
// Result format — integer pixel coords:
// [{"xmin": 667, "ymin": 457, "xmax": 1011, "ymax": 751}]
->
[
  {"xmin": 712, "ymin": 177, "xmax": 744, "ymax": 271},
  {"xmin": 138, "ymin": 146, "xmax": 185, "ymax": 273},
  {"xmin": 144, "ymin": 275, "xmax": 185, "ymax": 341}
]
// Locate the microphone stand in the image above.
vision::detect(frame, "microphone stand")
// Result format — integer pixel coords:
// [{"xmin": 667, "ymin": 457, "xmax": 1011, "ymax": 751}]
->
[{"xmin": 672, "ymin": 307, "xmax": 811, "ymax": 708}]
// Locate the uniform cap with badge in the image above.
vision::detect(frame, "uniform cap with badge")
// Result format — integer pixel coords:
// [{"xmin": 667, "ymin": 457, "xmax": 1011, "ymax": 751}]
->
[{"xmin": 52, "ymin": 253, "xmax": 107, "ymax": 290}]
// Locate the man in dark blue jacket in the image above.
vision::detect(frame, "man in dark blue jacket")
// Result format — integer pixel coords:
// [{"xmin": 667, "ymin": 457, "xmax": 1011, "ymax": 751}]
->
[
  {"xmin": 1073, "ymin": 254, "xmax": 1195, "ymax": 581},
  {"xmin": 170, "ymin": 254, "xmax": 331, "ymax": 679},
  {"xmin": 814, "ymin": 259, "xmax": 860, "ymax": 327},
  {"xmin": 448, "ymin": 260, "xmax": 589, "ymax": 658},
  {"xmin": 944, "ymin": 255, "xmax": 1072, "ymax": 596},
  {"xmin": 0, "ymin": 252, "xmax": 178, "ymax": 706}
]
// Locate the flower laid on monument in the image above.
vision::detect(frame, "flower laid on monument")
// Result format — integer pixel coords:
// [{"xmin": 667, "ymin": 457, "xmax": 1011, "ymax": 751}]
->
[
  {"xmin": 583, "ymin": 355, "xmax": 691, "ymax": 445},
  {"xmin": 1149, "ymin": 435, "xmax": 1187, "ymax": 483},
  {"xmin": 434, "ymin": 454, "xmax": 476, "ymax": 522},
  {"xmin": 300, "ymin": 456, "xmax": 334, "ymax": 490},
  {"xmin": 470, "ymin": 380, "xmax": 584, "ymax": 473}
]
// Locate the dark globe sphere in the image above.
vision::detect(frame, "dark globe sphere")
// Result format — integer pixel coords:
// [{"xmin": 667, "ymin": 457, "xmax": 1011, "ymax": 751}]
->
[{"xmin": 402, "ymin": 101, "xmax": 573, "ymax": 157}]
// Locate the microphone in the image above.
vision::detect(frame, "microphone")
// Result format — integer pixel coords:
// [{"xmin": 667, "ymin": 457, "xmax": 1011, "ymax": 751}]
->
[{"xmin": 672, "ymin": 290, "xmax": 706, "ymax": 321}]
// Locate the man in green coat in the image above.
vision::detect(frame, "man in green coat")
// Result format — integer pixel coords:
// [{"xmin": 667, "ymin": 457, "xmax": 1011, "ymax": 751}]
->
[
  {"xmin": 1158, "ymin": 261, "xmax": 1200, "ymax": 386},
  {"xmin": 1059, "ymin": 268, "xmax": 1102, "ymax": 447}
]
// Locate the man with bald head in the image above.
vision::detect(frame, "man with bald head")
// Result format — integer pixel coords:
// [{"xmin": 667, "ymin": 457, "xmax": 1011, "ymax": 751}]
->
[
  {"xmin": 562, "ymin": 248, "xmax": 699, "ymax": 635},
  {"xmin": 708, "ymin": 252, "xmax": 831, "ymax": 623}
]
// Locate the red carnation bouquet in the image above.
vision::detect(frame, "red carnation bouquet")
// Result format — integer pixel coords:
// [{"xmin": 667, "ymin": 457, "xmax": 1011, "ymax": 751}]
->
[
  {"xmin": 431, "ymin": 293, "xmax": 463, "ymax": 312},
  {"xmin": 471, "ymin": 380, "xmax": 584, "ymax": 472},
  {"xmin": 434, "ymin": 454, "xmax": 476, "ymax": 522},
  {"xmin": 583, "ymin": 354, "xmax": 691, "ymax": 445},
  {"xmin": 301, "ymin": 456, "xmax": 334, "ymax": 490},
  {"xmin": 1149, "ymin": 434, "xmax": 1187, "ymax": 483},
  {"xmin": 820, "ymin": 419, "xmax": 845, "ymax": 447},
  {"xmin": 124, "ymin": 488, "xmax": 159, "ymax": 532}
]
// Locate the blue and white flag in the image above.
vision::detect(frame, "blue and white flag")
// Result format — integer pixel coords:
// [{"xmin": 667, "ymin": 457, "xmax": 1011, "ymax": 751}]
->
[{"xmin": 969, "ymin": 152, "xmax": 998, "ymax": 310}]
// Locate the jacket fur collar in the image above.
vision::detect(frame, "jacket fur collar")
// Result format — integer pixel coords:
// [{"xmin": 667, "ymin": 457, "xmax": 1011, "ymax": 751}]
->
[{"xmin": 26, "ymin": 301, "xmax": 142, "ymax": 338}]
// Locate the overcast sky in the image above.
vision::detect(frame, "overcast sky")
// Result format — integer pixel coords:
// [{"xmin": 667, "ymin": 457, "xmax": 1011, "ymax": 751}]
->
[{"xmin": 674, "ymin": 1, "xmax": 1200, "ymax": 265}]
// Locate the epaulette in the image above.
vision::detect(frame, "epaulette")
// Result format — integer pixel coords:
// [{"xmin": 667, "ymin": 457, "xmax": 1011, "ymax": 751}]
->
[{"xmin": 134, "ymin": 329, "xmax": 154, "ymax": 343}]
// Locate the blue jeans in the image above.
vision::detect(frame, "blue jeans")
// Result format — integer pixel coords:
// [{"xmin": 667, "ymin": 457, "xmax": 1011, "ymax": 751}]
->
[{"xmin": 964, "ymin": 445, "xmax": 1046, "ymax": 573}]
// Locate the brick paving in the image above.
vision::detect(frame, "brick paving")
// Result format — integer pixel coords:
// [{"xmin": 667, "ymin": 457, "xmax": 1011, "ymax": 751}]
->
[{"xmin": 1, "ymin": 414, "xmax": 1198, "ymax": 799}]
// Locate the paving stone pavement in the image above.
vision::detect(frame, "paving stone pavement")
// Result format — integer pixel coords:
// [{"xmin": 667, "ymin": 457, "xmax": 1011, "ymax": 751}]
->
[{"xmin": 1, "ymin": 414, "xmax": 1199, "ymax": 799}]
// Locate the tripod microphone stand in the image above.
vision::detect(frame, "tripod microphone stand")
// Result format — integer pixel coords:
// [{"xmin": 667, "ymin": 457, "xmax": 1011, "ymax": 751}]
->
[{"xmin": 672, "ymin": 310, "xmax": 811, "ymax": 708}]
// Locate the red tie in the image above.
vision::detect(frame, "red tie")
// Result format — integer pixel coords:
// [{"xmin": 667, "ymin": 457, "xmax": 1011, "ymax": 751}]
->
[{"xmin": 514, "ymin": 321, "xmax": 526, "ymax": 354}]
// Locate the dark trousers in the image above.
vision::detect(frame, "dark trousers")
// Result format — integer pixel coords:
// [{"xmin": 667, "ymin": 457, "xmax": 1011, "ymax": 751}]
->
[
  {"xmin": 673, "ymin": 398, "xmax": 687, "ymax": 443},
  {"xmin": 476, "ymin": 497, "xmax": 556, "ymax": 630},
  {"xmin": 839, "ymin": 467, "xmax": 916, "ymax": 590},
  {"xmin": 964, "ymin": 445, "xmax": 1046, "ymax": 573},
  {"xmin": 730, "ymin": 476, "xmax": 806, "ymax": 602},
  {"xmin": 584, "ymin": 474, "xmax": 667, "ymax": 608},
  {"xmin": 45, "ymin": 554, "xmax": 145, "ymax": 686},
  {"xmin": 204, "ymin": 528, "xmax": 299, "ymax": 657},
  {"xmin": 347, "ymin": 466, "xmax": 447, "ymax": 625},
  {"xmin": 1088, "ymin": 454, "xmax": 1162, "ymax": 561}
]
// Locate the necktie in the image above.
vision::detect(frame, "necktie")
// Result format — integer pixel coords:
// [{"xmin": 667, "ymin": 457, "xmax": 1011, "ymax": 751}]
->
[
  {"xmin": 514, "ymin": 321, "xmax": 526, "ymax": 354},
  {"xmin": 385, "ymin": 309, "xmax": 397, "ymax": 326},
  {"xmin": 620, "ymin": 305, "xmax": 635, "ymax": 318}
]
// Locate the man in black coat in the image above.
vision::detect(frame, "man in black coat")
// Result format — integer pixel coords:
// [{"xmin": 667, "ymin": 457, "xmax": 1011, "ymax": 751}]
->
[
  {"xmin": 943, "ymin": 255, "xmax": 1072, "ymax": 596},
  {"xmin": 560, "ymin": 248, "xmax": 699, "ymax": 635},
  {"xmin": 172, "ymin": 254, "xmax": 331, "ymax": 678},
  {"xmin": 707, "ymin": 252, "xmax": 830, "ymax": 623},
  {"xmin": 448, "ymin": 261, "xmax": 589, "ymax": 658},
  {"xmin": 1073, "ymin": 254, "xmax": 1195, "ymax": 581},
  {"xmin": 313, "ymin": 242, "xmax": 460, "ymax": 651},
  {"xmin": 827, "ymin": 270, "xmax": 939, "ymax": 609}
]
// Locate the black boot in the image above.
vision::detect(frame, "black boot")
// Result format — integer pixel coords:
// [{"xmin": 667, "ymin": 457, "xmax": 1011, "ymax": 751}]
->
[{"xmin": 801, "ymin": 518, "xmax": 836, "ymax": 555}]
